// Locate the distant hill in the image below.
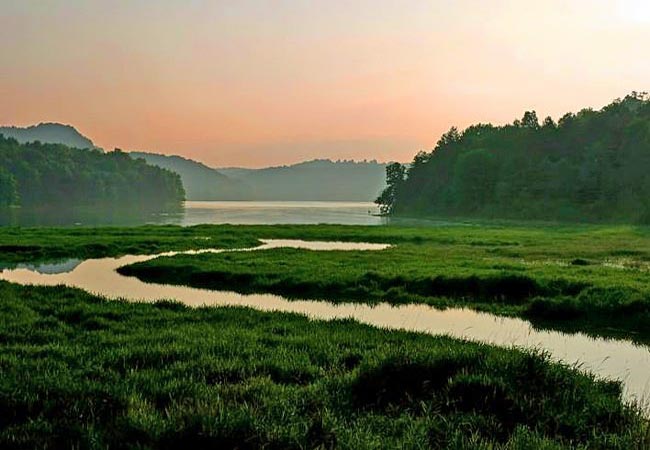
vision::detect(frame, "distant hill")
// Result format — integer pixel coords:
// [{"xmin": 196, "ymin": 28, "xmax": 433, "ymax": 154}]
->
[
  {"xmin": 1, "ymin": 123, "xmax": 387, "ymax": 201},
  {"xmin": 134, "ymin": 152, "xmax": 387, "ymax": 201},
  {"xmin": 218, "ymin": 159, "xmax": 388, "ymax": 201},
  {"xmin": 0, "ymin": 123, "xmax": 96, "ymax": 150},
  {"xmin": 130, "ymin": 152, "xmax": 249, "ymax": 200}
]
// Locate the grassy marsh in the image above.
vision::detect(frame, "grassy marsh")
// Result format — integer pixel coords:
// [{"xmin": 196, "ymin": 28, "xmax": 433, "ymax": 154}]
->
[
  {"xmin": 0, "ymin": 282, "xmax": 647, "ymax": 449},
  {"xmin": 109, "ymin": 224, "xmax": 650, "ymax": 342},
  {"xmin": 0, "ymin": 225, "xmax": 261, "ymax": 264}
]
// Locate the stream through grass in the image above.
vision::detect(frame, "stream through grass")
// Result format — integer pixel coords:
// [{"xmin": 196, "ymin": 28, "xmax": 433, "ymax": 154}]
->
[{"xmin": 2, "ymin": 239, "xmax": 650, "ymax": 411}]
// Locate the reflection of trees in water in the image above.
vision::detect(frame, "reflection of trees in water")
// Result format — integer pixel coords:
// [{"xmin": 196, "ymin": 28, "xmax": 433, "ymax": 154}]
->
[
  {"xmin": 18, "ymin": 258, "xmax": 82, "ymax": 274},
  {"xmin": 0, "ymin": 202, "xmax": 387, "ymax": 227},
  {"xmin": 0, "ymin": 258, "xmax": 82, "ymax": 274},
  {"xmin": 0, "ymin": 204, "xmax": 184, "ymax": 227}
]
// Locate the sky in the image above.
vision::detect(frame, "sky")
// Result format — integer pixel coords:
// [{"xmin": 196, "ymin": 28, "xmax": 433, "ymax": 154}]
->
[{"xmin": 2, "ymin": 0, "xmax": 650, "ymax": 168}]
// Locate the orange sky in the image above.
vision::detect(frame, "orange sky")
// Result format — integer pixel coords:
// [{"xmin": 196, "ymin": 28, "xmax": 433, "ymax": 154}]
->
[{"xmin": 2, "ymin": 1, "xmax": 650, "ymax": 167}]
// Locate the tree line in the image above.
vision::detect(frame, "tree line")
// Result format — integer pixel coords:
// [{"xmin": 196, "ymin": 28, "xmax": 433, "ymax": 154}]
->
[
  {"xmin": 378, "ymin": 92, "xmax": 650, "ymax": 223},
  {"xmin": 0, "ymin": 136, "xmax": 185, "ymax": 209}
]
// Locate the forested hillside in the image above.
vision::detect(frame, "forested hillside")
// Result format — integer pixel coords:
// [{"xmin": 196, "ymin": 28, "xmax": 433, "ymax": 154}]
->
[
  {"xmin": 0, "ymin": 136, "xmax": 185, "ymax": 208},
  {"xmin": 130, "ymin": 152, "xmax": 248, "ymax": 200},
  {"xmin": 380, "ymin": 93, "xmax": 650, "ymax": 223},
  {"xmin": 0, "ymin": 123, "xmax": 96, "ymax": 150},
  {"xmin": 135, "ymin": 153, "xmax": 387, "ymax": 201}
]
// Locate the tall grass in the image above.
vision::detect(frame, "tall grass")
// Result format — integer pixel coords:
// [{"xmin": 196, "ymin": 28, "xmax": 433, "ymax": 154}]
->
[{"xmin": 0, "ymin": 282, "xmax": 647, "ymax": 449}]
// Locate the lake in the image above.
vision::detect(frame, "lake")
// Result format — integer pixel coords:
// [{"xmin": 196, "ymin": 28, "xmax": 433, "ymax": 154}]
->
[
  {"xmin": 0, "ymin": 201, "xmax": 385, "ymax": 226},
  {"xmin": 174, "ymin": 201, "xmax": 384, "ymax": 225}
]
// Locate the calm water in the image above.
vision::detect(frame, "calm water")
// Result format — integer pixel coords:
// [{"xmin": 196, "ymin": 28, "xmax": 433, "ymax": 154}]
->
[
  {"xmin": 176, "ymin": 201, "xmax": 384, "ymax": 225},
  {"xmin": 0, "ymin": 201, "xmax": 384, "ymax": 226},
  {"xmin": 2, "ymin": 239, "xmax": 649, "ymax": 410}
]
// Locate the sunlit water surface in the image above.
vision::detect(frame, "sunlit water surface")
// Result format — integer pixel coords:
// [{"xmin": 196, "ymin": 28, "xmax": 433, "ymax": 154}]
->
[{"xmin": 2, "ymin": 239, "xmax": 650, "ymax": 410}]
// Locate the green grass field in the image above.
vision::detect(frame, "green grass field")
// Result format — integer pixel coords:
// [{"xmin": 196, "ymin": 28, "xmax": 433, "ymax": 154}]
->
[
  {"xmin": 3, "ymin": 223, "xmax": 650, "ymax": 448},
  {"xmin": 0, "ymin": 225, "xmax": 262, "ymax": 264},
  {"xmin": 1, "ymin": 282, "xmax": 647, "ymax": 449}
]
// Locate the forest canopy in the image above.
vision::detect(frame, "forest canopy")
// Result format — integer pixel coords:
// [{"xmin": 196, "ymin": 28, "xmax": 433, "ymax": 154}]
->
[
  {"xmin": 0, "ymin": 136, "xmax": 185, "ymax": 209},
  {"xmin": 378, "ymin": 92, "xmax": 650, "ymax": 223}
]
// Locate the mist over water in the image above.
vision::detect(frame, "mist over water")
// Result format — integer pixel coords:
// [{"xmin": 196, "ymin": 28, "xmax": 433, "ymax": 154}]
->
[
  {"xmin": 177, "ymin": 201, "xmax": 384, "ymax": 225},
  {"xmin": 0, "ymin": 201, "xmax": 384, "ymax": 227}
]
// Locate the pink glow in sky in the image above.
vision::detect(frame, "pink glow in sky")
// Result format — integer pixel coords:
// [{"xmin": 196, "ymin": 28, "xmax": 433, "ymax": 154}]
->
[{"xmin": 2, "ymin": 1, "xmax": 649, "ymax": 167}]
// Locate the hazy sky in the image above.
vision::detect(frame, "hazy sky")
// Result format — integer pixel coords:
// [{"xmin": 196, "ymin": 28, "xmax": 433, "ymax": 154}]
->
[{"xmin": 2, "ymin": 1, "xmax": 649, "ymax": 167}]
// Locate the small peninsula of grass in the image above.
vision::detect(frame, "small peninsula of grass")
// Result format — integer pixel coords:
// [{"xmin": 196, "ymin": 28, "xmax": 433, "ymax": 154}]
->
[
  {"xmin": 0, "ymin": 225, "xmax": 261, "ymax": 264},
  {"xmin": 0, "ymin": 282, "xmax": 647, "ymax": 449}
]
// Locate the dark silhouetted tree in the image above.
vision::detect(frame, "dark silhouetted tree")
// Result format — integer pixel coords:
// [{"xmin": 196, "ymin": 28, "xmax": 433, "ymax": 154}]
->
[
  {"xmin": 521, "ymin": 111, "xmax": 540, "ymax": 129},
  {"xmin": 375, "ymin": 162, "xmax": 406, "ymax": 215}
]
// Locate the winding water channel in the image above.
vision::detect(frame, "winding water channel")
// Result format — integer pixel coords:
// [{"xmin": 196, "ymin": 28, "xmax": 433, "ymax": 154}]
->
[{"xmin": 2, "ymin": 239, "xmax": 650, "ymax": 409}]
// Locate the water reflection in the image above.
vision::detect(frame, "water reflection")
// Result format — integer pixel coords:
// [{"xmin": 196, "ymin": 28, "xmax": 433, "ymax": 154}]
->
[
  {"xmin": 180, "ymin": 201, "xmax": 384, "ymax": 226},
  {"xmin": 0, "ymin": 202, "xmax": 386, "ymax": 227},
  {"xmin": 0, "ymin": 258, "xmax": 83, "ymax": 275},
  {"xmin": 0, "ymin": 202, "xmax": 476, "ymax": 227},
  {"xmin": 0, "ymin": 205, "xmax": 183, "ymax": 227},
  {"xmin": 1, "ymin": 239, "xmax": 649, "ymax": 409},
  {"xmin": 18, "ymin": 259, "xmax": 82, "ymax": 274}
]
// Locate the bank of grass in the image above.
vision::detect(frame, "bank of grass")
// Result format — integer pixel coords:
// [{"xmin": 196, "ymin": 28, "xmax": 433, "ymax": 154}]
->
[
  {"xmin": 1, "ymin": 222, "xmax": 627, "ymax": 262},
  {"xmin": 5, "ymin": 224, "xmax": 650, "ymax": 341},
  {"xmin": 6, "ymin": 222, "xmax": 650, "ymax": 260},
  {"xmin": 0, "ymin": 225, "xmax": 262, "ymax": 264},
  {"xmin": 114, "ymin": 224, "xmax": 650, "ymax": 342},
  {"xmin": 1, "ymin": 282, "xmax": 647, "ymax": 449}
]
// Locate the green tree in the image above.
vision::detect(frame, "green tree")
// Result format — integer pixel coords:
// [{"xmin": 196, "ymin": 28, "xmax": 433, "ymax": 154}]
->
[
  {"xmin": 542, "ymin": 116, "xmax": 556, "ymax": 129},
  {"xmin": 375, "ymin": 162, "xmax": 406, "ymax": 215},
  {"xmin": 0, "ymin": 136, "xmax": 185, "ymax": 210},
  {"xmin": 388, "ymin": 93, "xmax": 650, "ymax": 223},
  {"xmin": 0, "ymin": 168, "xmax": 17, "ymax": 206},
  {"xmin": 451, "ymin": 149, "xmax": 497, "ymax": 211},
  {"xmin": 521, "ymin": 111, "xmax": 540, "ymax": 129}
]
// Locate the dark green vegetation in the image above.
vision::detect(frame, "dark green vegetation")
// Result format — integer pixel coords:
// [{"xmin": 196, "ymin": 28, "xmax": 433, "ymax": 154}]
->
[
  {"xmin": 1, "ymin": 282, "xmax": 647, "ymax": 449},
  {"xmin": 114, "ymin": 224, "xmax": 650, "ymax": 342},
  {"xmin": 380, "ymin": 92, "xmax": 650, "ymax": 223},
  {"xmin": 0, "ymin": 136, "xmax": 185, "ymax": 208},
  {"xmin": 0, "ymin": 225, "xmax": 260, "ymax": 264}
]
